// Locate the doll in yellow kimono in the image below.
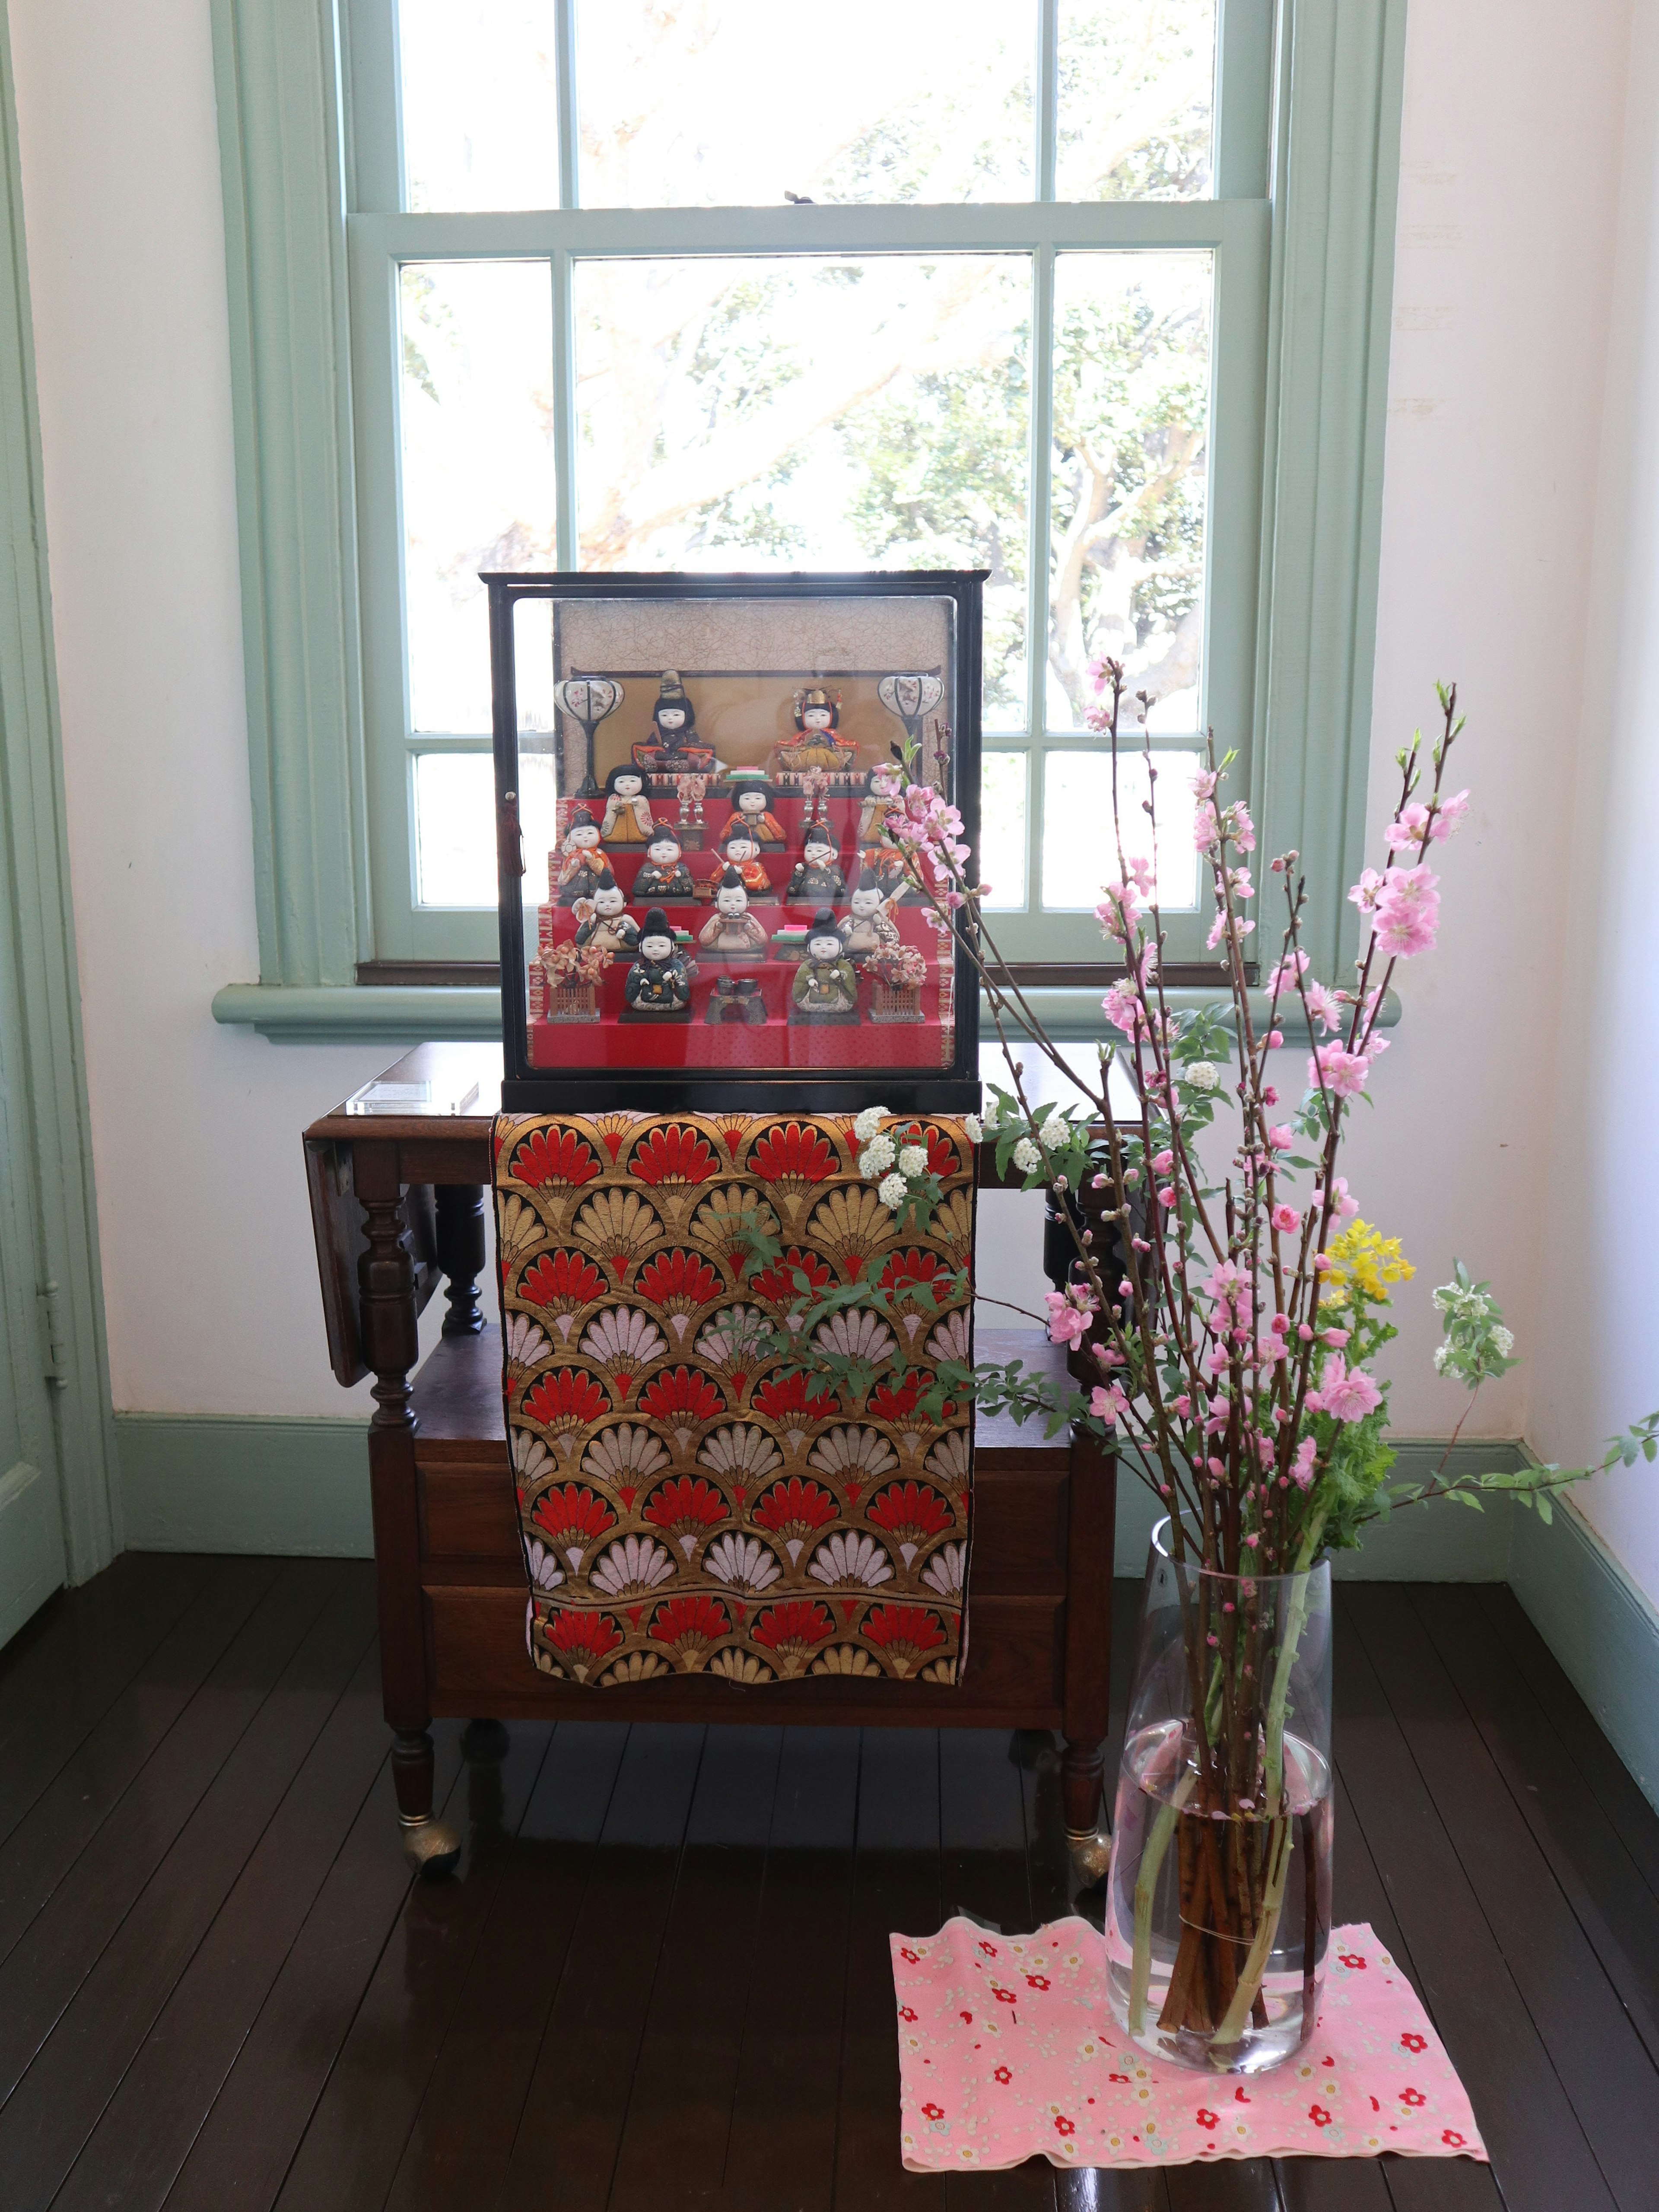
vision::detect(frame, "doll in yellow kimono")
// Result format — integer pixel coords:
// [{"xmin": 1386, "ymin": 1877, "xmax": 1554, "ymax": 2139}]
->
[{"xmin": 600, "ymin": 766, "xmax": 655, "ymax": 844}]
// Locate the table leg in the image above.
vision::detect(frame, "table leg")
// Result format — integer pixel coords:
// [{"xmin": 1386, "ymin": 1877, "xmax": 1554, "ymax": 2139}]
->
[
  {"xmin": 358, "ymin": 1150, "xmax": 461, "ymax": 1877},
  {"xmin": 1062, "ymin": 1425, "xmax": 1117, "ymax": 1888},
  {"xmin": 435, "ymin": 1182, "xmax": 488, "ymax": 1337}
]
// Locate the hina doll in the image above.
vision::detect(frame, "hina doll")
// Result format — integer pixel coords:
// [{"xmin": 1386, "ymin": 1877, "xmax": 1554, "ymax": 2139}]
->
[
  {"xmin": 630, "ymin": 672, "xmax": 721, "ymax": 777},
  {"xmin": 719, "ymin": 828, "xmax": 775, "ymax": 902},
  {"xmin": 698, "ymin": 869, "xmax": 770, "ymax": 958},
  {"xmin": 784, "ymin": 825, "xmax": 846, "ymax": 905},
  {"xmin": 775, "ymin": 686, "xmax": 859, "ymax": 776},
  {"xmin": 632, "ymin": 828, "xmax": 696, "ymax": 903},
  {"xmin": 554, "ymin": 808, "xmax": 609, "ymax": 905},
  {"xmin": 791, "ymin": 911, "xmax": 859, "ymax": 1023},
  {"xmin": 837, "ymin": 870, "xmax": 901, "ymax": 963},
  {"xmin": 572, "ymin": 872, "xmax": 640, "ymax": 960},
  {"xmin": 623, "ymin": 909, "xmax": 694, "ymax": 1019},
  {"xmin": 714, "ymin": 774, "xmax": 786, "ymax": 849},
  {"xmin": 600, "ymin": 766, "xmax": 655, "ymax": 844}
]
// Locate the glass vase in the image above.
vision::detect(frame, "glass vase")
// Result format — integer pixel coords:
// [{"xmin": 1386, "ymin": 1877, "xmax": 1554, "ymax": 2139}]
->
[{"xmin": 1104, "ymin": 1520, "xmax": 1333, "ymax": 2075}]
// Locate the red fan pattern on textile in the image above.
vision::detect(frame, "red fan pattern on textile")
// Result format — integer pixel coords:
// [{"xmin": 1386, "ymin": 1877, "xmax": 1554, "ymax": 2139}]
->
[{"xmin": 496, "ymin": 1111, "xmax": 975, "ymax": 1687}]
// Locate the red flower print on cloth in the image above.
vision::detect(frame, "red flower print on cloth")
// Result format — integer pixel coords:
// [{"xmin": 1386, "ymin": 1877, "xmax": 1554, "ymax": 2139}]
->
[
  {"xmin": 877, "ymin": 1246, "xmax": 955, "ymax": 1307},
  {"xmin": 543, "ymin": 1610, "xmax": 622, "ymax": 1679},
  {"xmin": 922, "ymin": 2104, "xmax": 945, "ymax": 2122},
  {"xmin": 636, "ymin": 1365, "xmax": 725, "ymax": 1427},
  {"xmin": 753, "ymin": 1477, "xmax": 838, "ymax": 1545},
  {"xmin": 628, "ymin": 1124, "xmax": 720, "ymax": 1189},
  {"xmin": 751, "ymin": 1597, "xmax": 835, "ymax": 1671},
  {"xmin": 633, "ymin": 1248, "xmax": 724, "ymax": 1321},
  {"xmin": 1400, "ymin": 2087, "xmax": 1426, "ymax": 2108},
  {"xmin": 887, "ymin": 1917, "xmax": 1489, "ymax": 2175},
  {"xmin": 867, "ymin": 1482, "xmax": 954, "ymax": 1555},
  {"xmin": 1338, "ymin": 1952, "xmax": 1367, "ymax": 1970},
  {"xmin": 749, "ymin": 1121, "xmax": 839, "ymax": 1192},
  {"xmin": 1401, "ymin": 2032, "xmax": 1427, "ymax": 2053},
  {"xmin": 530, "ymin": 1484, "xmax": 616, "ymax": 1561},
  {"xmin": 648, "ymin": 1591, "xmax": 729, "ymax": 1664},
  {"xmin": 512, "ymin": 1126, "xmax": 601, "ymax": 1190},
  {"xmin": 898, "ymin": 2005, "xmax": 918, "ymax": 2023},
  {"xmin": 898, "ymin": 1947, "xmax": 919, "ymax": 1964},
  {"xmin": 751, "ymin": 1370, "xmax": 840, "ymax": 1426},
  {"xmin": 749, "ymin": 1246, "xmax": 835, "ymax": 1313},
  {"xmin": 643, "ymin": 1475, "xmax": 727, "ymax": 1554},
  {"xmin": 1025, "ymin": 1974, "xmax": 1050, "ymax": 1991}
]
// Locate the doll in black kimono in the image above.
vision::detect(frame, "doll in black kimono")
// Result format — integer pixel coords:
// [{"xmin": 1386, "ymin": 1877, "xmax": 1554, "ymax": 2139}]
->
[
  {"xmin": 623, "ymin": 909, "xmax": 694, "ymax": 1019},
  {"xmin": 785, "ymin": 824, "xmax": 846, "ymax": 905},
  {"xmin": 632, "ymin": 828, "xmax": 696, "ymax": 903}
]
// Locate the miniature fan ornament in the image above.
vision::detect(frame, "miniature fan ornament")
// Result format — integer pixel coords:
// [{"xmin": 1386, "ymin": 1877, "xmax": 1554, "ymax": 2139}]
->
[{"xmin": 553, "ymin": 677, "xmax": 623, "ymax": 800}]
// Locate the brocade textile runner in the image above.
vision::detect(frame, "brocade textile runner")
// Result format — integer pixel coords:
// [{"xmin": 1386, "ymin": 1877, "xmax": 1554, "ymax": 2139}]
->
[
  {"xmin": 494, "ymin": 1112, "xmax": 976, "ymax": 1687},
  {"xmin": 891, "ymin": 1916, "xmax": 1487, "ymax": 2172}
]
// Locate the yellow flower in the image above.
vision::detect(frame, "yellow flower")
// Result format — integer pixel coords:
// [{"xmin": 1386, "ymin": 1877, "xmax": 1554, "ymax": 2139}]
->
[{"xmin": 1322, "ymin": 1219, "xmax": 1415, "ymax": 1308}]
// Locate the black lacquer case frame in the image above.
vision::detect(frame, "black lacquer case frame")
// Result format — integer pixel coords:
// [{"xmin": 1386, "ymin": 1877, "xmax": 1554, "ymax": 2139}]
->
[{"xmin": 489, "ymin": 569, "xmax": 984, "ymax": 1114}]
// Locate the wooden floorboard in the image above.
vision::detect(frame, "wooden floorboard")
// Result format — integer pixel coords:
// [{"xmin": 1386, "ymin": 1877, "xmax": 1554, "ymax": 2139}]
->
[{"xmin": 3, "ymin": 1564, "xmax": 1656, "ymax": 2210}]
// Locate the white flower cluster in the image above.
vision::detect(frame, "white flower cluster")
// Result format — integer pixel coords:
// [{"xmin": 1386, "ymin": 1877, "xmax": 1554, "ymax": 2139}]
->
[
  {"xmin": 852, "ymin": 1105, "xmax": 889, "ymax": 1144},
  {"xmin": 962, "ymin": 1112, "xmax": 983, "ymax": 1144},
  {"xmin": 1011, "ymin": 1136, "xmax": 1042, "ymax": 1174},
  {"xmin": 1432, "ymin": 1268, "xmax": 1518, "ymax": 1389},
  {"xmin": 898, "ymin": 1145, "xmax": 928, "ymax": 1179},
  {"xmin": 877, "ymin": 1172, "xmax": 909, "ymax": 1210},
  {"xmin": 858, "ymin": 1133, "xmax": 896, "ymax": 1178},
  {"xmin": 1185, "ymin": 1061, "xmax": 1220, "ymax": 1093}
]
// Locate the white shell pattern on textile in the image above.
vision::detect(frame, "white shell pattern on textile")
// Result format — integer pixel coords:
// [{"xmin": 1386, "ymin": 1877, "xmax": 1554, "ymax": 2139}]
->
[
  {"xmin": 581, "ymin": 1305, "xmax": 668, "ymax": 1369},
  {"xmin": 813, "ymin": 1307, "xmax": 896, "ymax": 1365},
  {"xmin": 505, "ymin": 1311, "xmax": 551, "ymax": 1370},
  {"xmin": 925, "ymin": 1310, "xmax": 970, "ymax": 1365},
  {"xmin": 806, "ymin": 1530, "xmax": 893, "ymax": 1589},
  {"xmin": 924, "ymin": 1430, "xmax": 971, "ymax": 1487},
  {"xmin": 921, "ymin": 1539, "xmax": 966, "ymax": 1596},
  {"xmin": 496, "ymin": 1193, "xmax": 546, "ymax": 1263},
  {"xmin": 697, "ymin": 1424, "xmax": 783, "ymax": 1481},
  {"xmin": 582, "ymin": 1422, "xmax": 671, "ymax": 1486},
  {"xmin": 512, "ymin": 1430, "xmax": 555, "ymax": 1486},
  {"xmin": 589, "ymin": 1533, "xmax": 677, "ymax": 1596},
  {"xmin": 808, "ymin": 1424, "xmax": 899, "ymax": 1480},
  {"xmin": 525, "ymin": 1538, "xmax": 565, "ymax": 1590},
  {"xmin": 702, "ymin": 1532, "xmax": 782, "ymax": 1592},
  {"xmin": 695, "ymin": 1304, "xmax": 769, "ymax": 1368}
]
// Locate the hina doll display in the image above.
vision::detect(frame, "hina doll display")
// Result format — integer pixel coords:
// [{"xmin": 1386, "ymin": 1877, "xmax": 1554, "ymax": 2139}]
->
[
  {"xmin": 600, "ymin": 766, "xmax": 655, "ymax": 844},
  {"xmin": 572, "ymin": 872, "xmax": 640, "ymax": 961},
  {"xmin": 713, "ymin": 773, "xmax": 785, "ymax": 849},
  {"xmin": 622, "ymin": 909, "xmax": 694, "ymax": 1020},
  {"xmin": 554, "ymin": 808, "xmax": 610, "ymax": 905},
  {"xmin": 697, "ymin": 869, "xmax": 770, "ymax": 958},
  {"xmin": 718, "ymin": 828, "xmax": 774, "ymax": 902},
  {"xmin": 629, "ymin": 672, "xmax": 721, "ymax": 778},
  {"xmin": 773, "ymin": 686, "xmax": 860, "ymax": 777},
  {"xmin": 784, "ymin": 824, "xmax": 846, "ymax": 905},
  {"xmin": 632, "ymin": 828, "xmax": 696, "ymax": 903},
  {"xmin": 790, "ymin": 911, "xmax": 860, "ymax": 1023},
  {"xmin": 838, "ymin": 870, "xmax": 901, "ymax": 962}
]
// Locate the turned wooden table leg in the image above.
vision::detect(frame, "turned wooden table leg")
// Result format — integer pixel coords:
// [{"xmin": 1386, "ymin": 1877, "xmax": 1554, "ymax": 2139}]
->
[
  {"xmin": 435, "ymin": 1182, "xmax": 488, "ymax": 1338},
  {"xmin": 358, "ymin": 1148, "xmax": 460, "ymax": 1877},
  {"xmin": 1062, "ymin": 1424, "xmax": 1118, "ymax": 1887}
]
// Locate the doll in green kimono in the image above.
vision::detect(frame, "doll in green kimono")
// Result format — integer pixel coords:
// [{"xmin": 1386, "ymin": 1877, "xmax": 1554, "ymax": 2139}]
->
[{"xmin": 790, "ymin": 910, "xmax": 859, "ymax": 1023}]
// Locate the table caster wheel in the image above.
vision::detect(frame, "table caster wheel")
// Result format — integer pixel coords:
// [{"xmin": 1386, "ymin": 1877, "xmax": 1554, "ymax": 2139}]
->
[{"xmin": 401, "ymin": 1816, "xmax": 461, "ymax": 1877}]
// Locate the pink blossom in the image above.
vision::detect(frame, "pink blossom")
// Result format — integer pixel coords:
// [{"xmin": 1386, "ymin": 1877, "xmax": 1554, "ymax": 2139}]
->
[
  {"xmin": 1173, "ymin": 1394, "xmax": 1192, "ymax": 1420},
  {"xmin": 1372, "ymin": 864, "xmax": 1440, "ymax": 958},
  {"xmin": 1303, "ymin": 981, "xmax": 1344, "ymax": 1034},
  {"xmin": 1332, "ymin": 1176, "xmax": 1359, "ymax": 1222},
  {"xmin": 1043, "ymin": 1287, "xmax": 1095, "ymax": 1351},
  {"xmin": 1268, "ymin": 1029, "xmax": 1284, "ymax": 1048},
  {"xmin": 1430, "ymin": 789, "xmax": 1470, "ymax": 840},
  {"xmin": 1262, "ymin": 1085, "xmax": 1279, "ymax": 1106},
  {"xmin": 1385, "ymin": 802, "xmax": 1432, "ymax": 852},
  {"xmin": 1268, "ymin": 949, "xmax": 1310, "ymax": 998},
  {"xmin": 1157, "ymin": 1186, "xmax": 1176, "ymax": 1209},
  {"xmin": 1230, "ymin": 804, "xmax": 1257, "ymax": 854},
  {"xmin": 1189, "ymin": 768, "xmax": 1218, "ymax": 801},
  {"xmin": 1309, "ymin": 1042, "xmax": 1371, "ymax": 1099},
  {"xmin": 1102, "ymin": 979, "xmax": 1149, "ymax": 1039},
  {"xmin": 1291, "ymin": 1436, "xmax": 1318, "ymax": 1489},
  {"xmin": 1089, "ymin": 1383, "xmax": 1128, "ymax": 1425},
  {"xmin": 1193, "ymin": 801, "xmax": 1219, "ymax": 852},
  {"xmin": 1347, "ymin": 867, "xmax": 1385, "ymax": 913},
  {"xmin": 1306, "ymin": 1356, "xmax": 1382, "ymax": 1424},
  {"xmin": 1151, "ymin": 1150, "xmax": 1173, "ymax": 1173},
  {"xmin": 1271, "ymin": 1203, "xmax": 1300, "ymax": 1234},
  {"xmin": 1322, "ymin": 1328, "xmax": 1350, "ymax": 1348},
  {"xmin": 1267, "ymin": 1125, "xmax": 1293, "ymax": 1151},
  {"xmin": 1270, "ymin": 1312, "xmax": 1290, "ymax": 1337}
]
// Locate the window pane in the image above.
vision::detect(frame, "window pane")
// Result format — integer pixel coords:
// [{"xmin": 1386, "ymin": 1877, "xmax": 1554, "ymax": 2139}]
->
[
  {"xmin": 400, "ymin": 261, "xmax": 555, "ymax": 734},
  {"xmin": 577, "ymin": 1, "xmax": 1035, "ymax": 207},
  {"xmin": 575, "ymin": 254, "xmax": 1030, "ymax": 727},
  {"xmin": 979, "ymin": 753, "xmax": 1029, "ymax": 911},
  {"xmin": 1041, "ymin": 749, "xmax": 1200, "ymax": 911},
  {"xmin": 399, "ymin": 1, "xmax": 562, "ymax": 212},
  {"xmin": 413, "ymin": 750, "xmax": 560, "ymax": 907},
  {"xmin": 1047, "ymin": 252, "xmax": 1211, "ymax": 737},
  {"xmin": 1055, "ymin": 0, "xmax": 1217, "ymax": 202}
]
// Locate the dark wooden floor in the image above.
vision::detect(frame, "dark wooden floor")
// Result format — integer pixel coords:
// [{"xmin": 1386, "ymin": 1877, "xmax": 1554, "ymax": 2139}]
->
[{"xmin": 2, "ymin": 1560, "xmax": 1657, "ymax": 2212}]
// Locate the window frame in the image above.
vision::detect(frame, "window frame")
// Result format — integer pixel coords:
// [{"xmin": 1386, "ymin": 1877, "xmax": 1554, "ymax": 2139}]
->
[{"xmin": 208, "ymin": 0, "xmax": 1407, "ymax": 1040}]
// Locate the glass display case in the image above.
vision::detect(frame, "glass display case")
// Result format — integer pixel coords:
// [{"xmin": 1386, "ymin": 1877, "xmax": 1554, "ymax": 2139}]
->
[{"xmin": 489, "ymin": 572, "xmax": 983, "ymax": 1112}]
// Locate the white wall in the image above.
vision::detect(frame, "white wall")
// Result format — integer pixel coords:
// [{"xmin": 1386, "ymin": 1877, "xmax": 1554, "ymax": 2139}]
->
[{"xmin": 7, "ymin": 1, "xmax": 1658, "ymax": 1597}]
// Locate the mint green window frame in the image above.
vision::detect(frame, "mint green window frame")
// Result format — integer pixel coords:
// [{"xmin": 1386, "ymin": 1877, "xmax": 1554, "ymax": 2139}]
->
[{"xmin": 209, "ymin": 0, "xmax": 1406, "ymax": 1039}]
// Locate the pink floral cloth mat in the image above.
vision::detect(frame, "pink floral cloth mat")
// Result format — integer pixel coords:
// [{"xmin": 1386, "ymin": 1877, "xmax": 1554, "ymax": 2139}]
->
[{"xmin": 891, "ymin": 1916, "xmax": 1486, "ymax": 2173}]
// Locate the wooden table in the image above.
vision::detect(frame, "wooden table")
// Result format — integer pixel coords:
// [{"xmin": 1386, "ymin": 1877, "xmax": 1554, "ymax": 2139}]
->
[{"xmin": 304, "ymin": 1042, "xmax": 1119, "ymax": 1875}]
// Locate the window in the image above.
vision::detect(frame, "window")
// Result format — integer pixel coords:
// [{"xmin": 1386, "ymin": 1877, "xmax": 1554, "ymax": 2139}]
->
[
  {"xmin": 343, "ymin": 0, "xmax": 1271, "ymax": 969},
  {"xmin": 208, "ymin": 0, "xmax": 1403, "ymax": 1024}
]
